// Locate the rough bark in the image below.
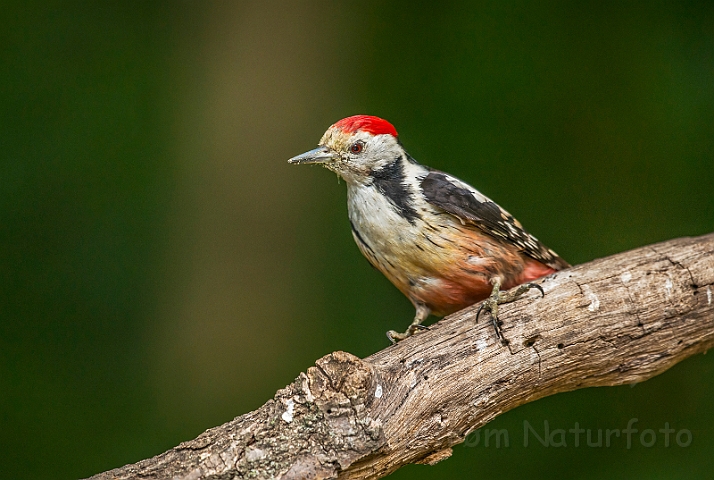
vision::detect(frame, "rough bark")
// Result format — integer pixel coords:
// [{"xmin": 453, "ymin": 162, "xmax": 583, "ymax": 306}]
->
[{"xmin": 89, "ymin": 233, "xmax": 714, "ymax": 480}]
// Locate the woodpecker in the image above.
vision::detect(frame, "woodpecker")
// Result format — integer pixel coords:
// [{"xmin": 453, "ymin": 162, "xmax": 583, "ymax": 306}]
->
[{"xmin": 289, "ymin": 115, "xmax": 569, "ymax": 344}]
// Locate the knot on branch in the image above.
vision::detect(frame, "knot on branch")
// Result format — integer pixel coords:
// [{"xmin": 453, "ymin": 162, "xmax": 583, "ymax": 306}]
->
[
  {"xmin": 309, "ymin": 351, "xmax": 381, "ymax": 413},
  {"xmin": 272, "ymin": 352, "xmax": 387, "ymax": 479},
  {"xmin": 305, "ymin": 352, "xmax": 385, "ymax": 445}
]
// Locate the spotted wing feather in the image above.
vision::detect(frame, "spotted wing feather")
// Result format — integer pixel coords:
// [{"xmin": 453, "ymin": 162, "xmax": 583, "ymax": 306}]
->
[{"xmin": 420, "ymin": 171, "xmax": 569, "ymax": 270}]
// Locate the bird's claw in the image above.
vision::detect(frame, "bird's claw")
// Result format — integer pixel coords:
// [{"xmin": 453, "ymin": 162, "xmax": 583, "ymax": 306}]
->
[
  {"xmin": 476, "ymin": 282, "xmax": 545, "ymax": 346},
  {"xmin": 529, "ymin": 282, "xmax": 545, "ymax": 298},
  {"xmin": 475, "ymin": 302, "xmax": 490, "ymax": 322},
  {"xmin": 476, "ymin": 297, "xmax": 508, "ymax": 346}
]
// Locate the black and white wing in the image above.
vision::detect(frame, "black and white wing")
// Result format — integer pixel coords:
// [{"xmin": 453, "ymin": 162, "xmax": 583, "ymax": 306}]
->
[{"xmin": 420, "ymin": 171, "xmax": 570, "ymax": 270}]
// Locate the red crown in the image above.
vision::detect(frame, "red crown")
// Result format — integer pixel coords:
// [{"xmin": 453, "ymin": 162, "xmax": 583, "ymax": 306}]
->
[{"xmin": 331, "ymin": 115, "xmax": 398, "ymax": 137}]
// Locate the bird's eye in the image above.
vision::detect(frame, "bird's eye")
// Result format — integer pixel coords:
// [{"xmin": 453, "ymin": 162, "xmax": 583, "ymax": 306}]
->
[{"xmin": 350, "ymin": 141, "xmax": 364, "ymax": 154}]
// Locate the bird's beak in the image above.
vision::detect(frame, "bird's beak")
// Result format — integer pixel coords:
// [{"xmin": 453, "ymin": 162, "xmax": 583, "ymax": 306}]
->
[{"xmin": 288, "ymin": 146, "xmax": 338, "ymax": 165}]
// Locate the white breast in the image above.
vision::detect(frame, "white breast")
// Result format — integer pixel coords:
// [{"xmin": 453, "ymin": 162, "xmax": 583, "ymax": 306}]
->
[{"xmin": 347, "ymin": 183, "xmax": 416, "ymax": 253}]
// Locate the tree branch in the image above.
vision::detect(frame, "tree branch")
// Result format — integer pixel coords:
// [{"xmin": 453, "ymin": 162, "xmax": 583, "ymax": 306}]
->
[{"xmin": 89, "ymin": 233, "xmax": 714, "ymax": 480}]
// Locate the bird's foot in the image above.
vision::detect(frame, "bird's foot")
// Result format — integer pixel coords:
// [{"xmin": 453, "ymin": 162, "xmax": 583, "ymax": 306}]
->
[
  {"xmin": 386, "ymin": 323, "xmax": 429, "ymax": 344},
  {"xmin": 476, "ymin": 282, "xmax": 545, "ymax": 346},
  {"xmin": 387, "ymin": 303, "xmax": 431, "ymax": 344}
]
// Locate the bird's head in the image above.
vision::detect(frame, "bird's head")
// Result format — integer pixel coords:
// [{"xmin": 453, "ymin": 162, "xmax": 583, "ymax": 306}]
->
[{"xmin": 288, "ymin": 115, "xmax": 404, "ymax": 185}]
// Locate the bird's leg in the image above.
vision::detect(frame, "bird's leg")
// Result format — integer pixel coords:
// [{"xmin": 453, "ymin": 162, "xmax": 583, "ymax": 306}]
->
[
  {"xmin": 387, "ymin": 303, "xmax": 431, "ymax": 344},
  {"xmin": 476, "ymin": 279, "xmax": 545, "ymax": 346}
]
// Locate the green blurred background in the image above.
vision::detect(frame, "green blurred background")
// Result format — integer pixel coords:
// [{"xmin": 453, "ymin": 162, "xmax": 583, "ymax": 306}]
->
[{"xmin": 1, "ymin": 1, "xmax": 713, "ymax": 479}]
